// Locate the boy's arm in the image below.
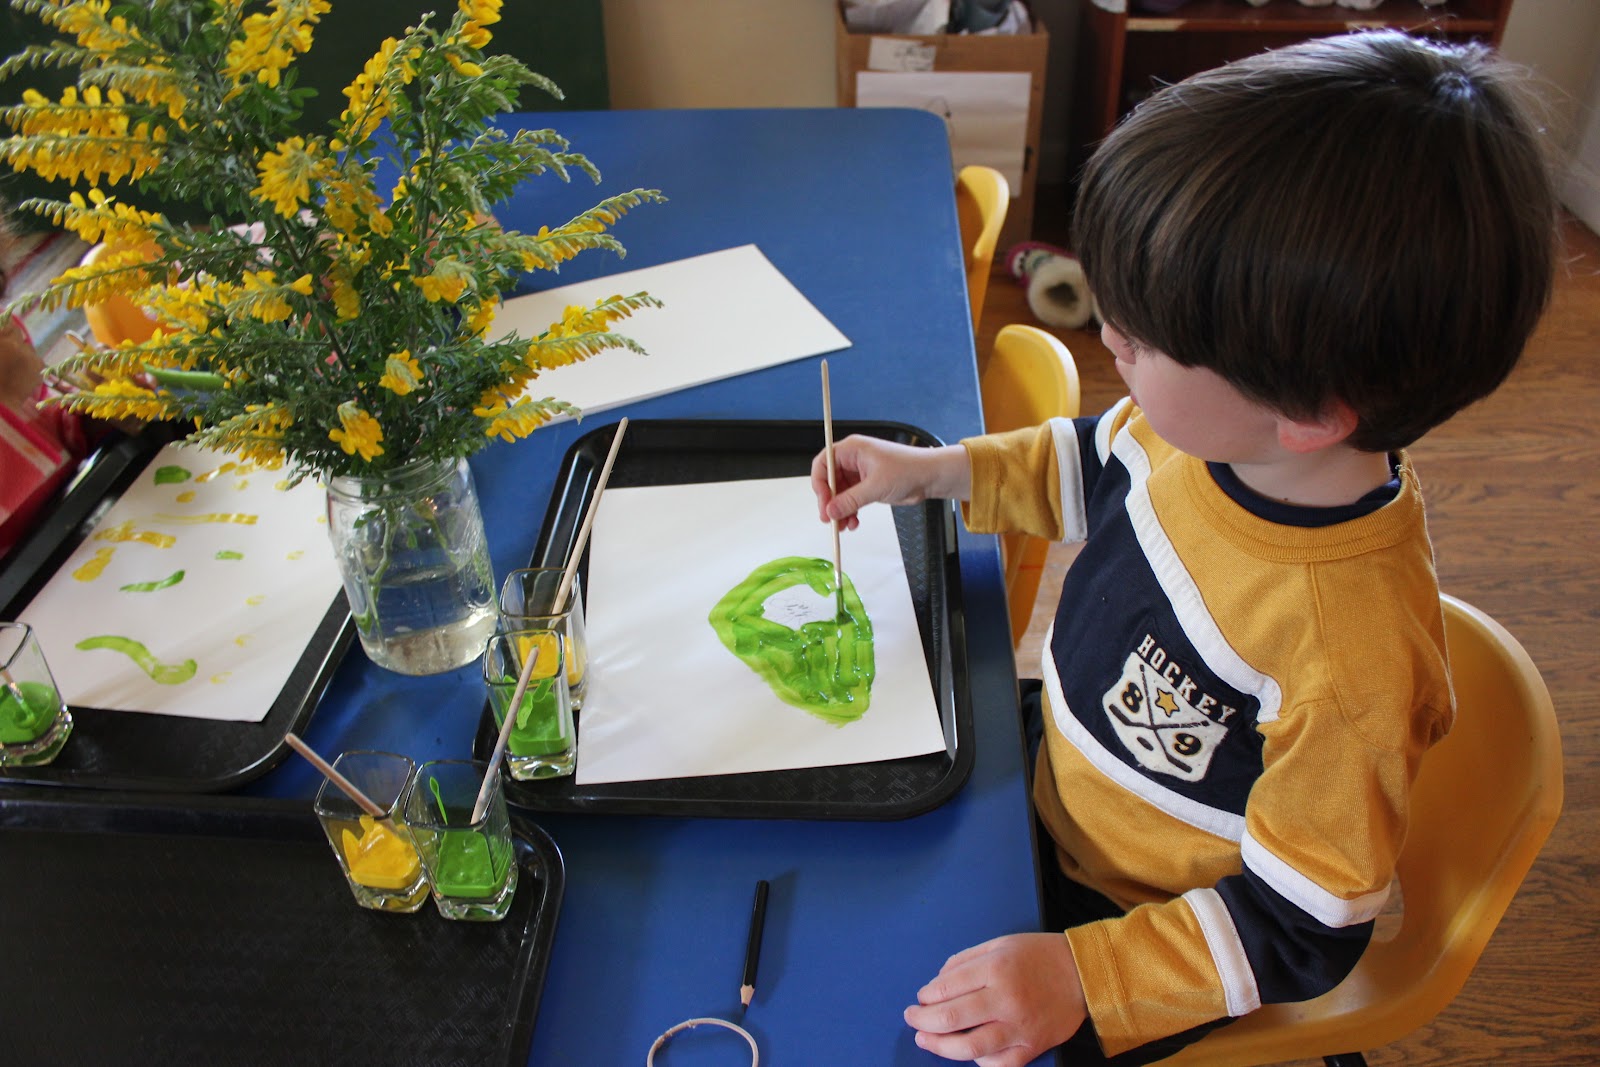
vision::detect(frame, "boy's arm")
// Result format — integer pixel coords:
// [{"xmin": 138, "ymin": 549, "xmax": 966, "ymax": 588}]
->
[
  {"xmin": 811, "ymin": 435, "xmax": 970, "ymax": 531},
  {"xmin": 963, "ymin": 407, "xmax": 1124, "ymax": 543}
]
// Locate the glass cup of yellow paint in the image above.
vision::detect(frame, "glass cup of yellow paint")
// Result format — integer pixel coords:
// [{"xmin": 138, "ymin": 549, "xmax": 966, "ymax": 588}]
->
[
  {"xmin": 404, "ymin": 759, "xmax": 518, "ymax": 922},
  {"xmin": 313, "ymin": 750, "xmax": 429, "ymax": 913},
  {"xmin": 0, "ymin": 622, "xmax": 73, "ymax": 767},
  {"xmin": 497, "ymin": 568, "xmax": 588, "ymax": 708},
  {"xmin": 482, "ymin": 628, "xmax": 576, "ymax": 780}
]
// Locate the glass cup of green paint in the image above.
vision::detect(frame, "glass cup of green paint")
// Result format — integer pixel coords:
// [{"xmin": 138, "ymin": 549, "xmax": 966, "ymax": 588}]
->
[
  {"xmin": 0, "ymin": 622, "xmax": 73, "ymax": 767},
  {"xmin": 497, "ymin": 567, "xmax": 588, "ymax": 708},
  {"xmin": 313, "ymin": 750, "xmax": 429, "ymax": 913},
  {"xmin": 482, "ymin": 628, "xmax": 576, "ymax": 779},
  {"xmin": 404, "ymin": 759, "xmax": 518, "ymax": 922}
]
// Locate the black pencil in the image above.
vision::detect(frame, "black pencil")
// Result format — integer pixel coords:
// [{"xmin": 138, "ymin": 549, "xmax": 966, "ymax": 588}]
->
[{"xmin": 739, "ymin": 879, "xmax": 771, "ymax": 1011}]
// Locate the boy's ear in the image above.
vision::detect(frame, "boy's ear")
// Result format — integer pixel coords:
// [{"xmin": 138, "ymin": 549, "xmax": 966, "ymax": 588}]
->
[{"xmin": 1275, "ymin": 400, "xmax": 1359, "ymax": 454}]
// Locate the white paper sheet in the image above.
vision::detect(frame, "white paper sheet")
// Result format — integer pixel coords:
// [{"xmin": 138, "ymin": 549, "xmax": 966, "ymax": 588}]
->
[
  {"xmin": 855, "ymin": 70, "xmax": 1031, "ymax": 193},
  {"xmin": 490, "ymin": 245, "xmax": 851, "ymax": 416},
  {"xmin": 576, "ymin": 476, "xmax": 945, "ymax": 784},
  {"xmin": 18, "ymin": 442, "xmax": 342, "ymax": 721}
]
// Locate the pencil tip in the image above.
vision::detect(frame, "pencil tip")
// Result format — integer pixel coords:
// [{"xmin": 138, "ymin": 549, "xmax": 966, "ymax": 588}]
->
[{"xmin": 740, "ymin": 984, "xmax": 754, "ymax": 1008}]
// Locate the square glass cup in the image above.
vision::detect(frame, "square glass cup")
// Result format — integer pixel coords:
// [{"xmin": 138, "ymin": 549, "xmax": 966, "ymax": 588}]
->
[
  {"xmin": 0, "ymin": 622, "xmax": 73, "ymax": 767},
  {"xmin": 483, "ymin": 628, "xmax": 576, "ymax": 779},
  {"xmin": 313, "ymin": 750, "xmax": 429, "ymax": 913},
  {"xmin": 497, "ymin": 567, "xmax": 588, "ymax": 708},
  {"xmin": 405, "ymin": 759, "xmax": 519, "ymax": 921}
]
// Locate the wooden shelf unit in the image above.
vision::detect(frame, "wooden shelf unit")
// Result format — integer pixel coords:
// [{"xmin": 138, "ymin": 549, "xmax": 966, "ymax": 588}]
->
[{"xmin": 1073, "ymin": 0, "xmax": 1514, "ymax": 167}]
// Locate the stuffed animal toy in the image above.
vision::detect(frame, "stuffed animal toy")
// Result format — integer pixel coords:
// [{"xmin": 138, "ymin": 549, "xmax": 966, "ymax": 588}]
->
[{"xmin": 1005, "ymin": 241, "xmax": 1099, "ymax": 331}]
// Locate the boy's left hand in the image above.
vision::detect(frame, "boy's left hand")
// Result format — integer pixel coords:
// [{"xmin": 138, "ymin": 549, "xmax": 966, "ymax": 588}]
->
[{"xmin": 904, "ymin": 932, "xmax": 1088, "ymax": 1066}]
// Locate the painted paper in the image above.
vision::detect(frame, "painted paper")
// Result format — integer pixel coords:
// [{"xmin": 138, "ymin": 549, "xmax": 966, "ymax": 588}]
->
[
  {"xmin": 18, "ymin": 442, "xmax": 342, "ymax": 721},
  {"xmin": 577, "ymin": 476, "xmax": 945, "ymax": 784}
]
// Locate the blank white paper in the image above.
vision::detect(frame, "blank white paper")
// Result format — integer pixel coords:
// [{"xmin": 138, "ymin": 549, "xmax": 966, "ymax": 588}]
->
[
  {"xmin": 576, "ymin": 476, "xmax": 946, "ymax": 785},
  {"xmin": 490, "ymin": 245, "xmax": 851, "ymax": 416}
]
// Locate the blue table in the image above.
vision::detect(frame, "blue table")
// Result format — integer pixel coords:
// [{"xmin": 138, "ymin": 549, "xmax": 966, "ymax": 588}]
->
[{"xmin": 249, "ymin": 107, "xmax": 1047, "ymax": 1066}]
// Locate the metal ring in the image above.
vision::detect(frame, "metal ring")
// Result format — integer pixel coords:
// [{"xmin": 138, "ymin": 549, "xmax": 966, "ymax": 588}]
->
[{"xmin": 646, "ymin": 1016, "xmax": 759, "ymax": 1066}]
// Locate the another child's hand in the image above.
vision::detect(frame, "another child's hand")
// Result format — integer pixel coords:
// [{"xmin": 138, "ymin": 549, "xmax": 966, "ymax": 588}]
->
[
  {"xmin": 904, "ymin": 932, "xmax": 1088, "ymax": 1067},
  {"xmin": 809, "ymin": 436, "xmax": 971, "ymax": 531}
]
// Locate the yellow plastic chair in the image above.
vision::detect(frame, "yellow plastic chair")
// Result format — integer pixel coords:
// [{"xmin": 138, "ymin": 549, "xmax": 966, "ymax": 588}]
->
[
  {"xmin": 1164, "ymin": 594, "xmax": 1564, "ymax": 1067},
  {"xmin": 979, "ymin": 324, "xmax": 1079, "ymax": 646},
  {"xmin": 79, "ymin": 241, "xmax": 160, "ymax": 348},
  {"xmin": 956, "ymin": 165, "xmax": 1009, "ymax": 351}
]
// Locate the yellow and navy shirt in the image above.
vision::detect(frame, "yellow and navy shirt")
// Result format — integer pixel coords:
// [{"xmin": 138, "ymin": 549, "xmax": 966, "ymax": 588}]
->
[{"xmin": 962, "ymin": 401, "xmax": 1453, "ymax": 1056}]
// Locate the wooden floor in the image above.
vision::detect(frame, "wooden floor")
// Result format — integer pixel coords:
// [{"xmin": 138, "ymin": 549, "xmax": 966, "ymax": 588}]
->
[{"xmin": 981, "ymin": 206, "xmax": 1600, "ymax": 1065}]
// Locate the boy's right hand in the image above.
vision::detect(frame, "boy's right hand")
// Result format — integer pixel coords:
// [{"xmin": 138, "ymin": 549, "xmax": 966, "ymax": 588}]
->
[{"xmin": 810, "ymin": 436, "xmax": 972, "ymax": 531}]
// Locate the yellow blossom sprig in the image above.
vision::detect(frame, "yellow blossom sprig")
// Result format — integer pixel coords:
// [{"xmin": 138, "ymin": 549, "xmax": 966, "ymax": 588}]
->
[{"xmin": 2, "ymin": 0, "xmax": 664, "ymax": 480}]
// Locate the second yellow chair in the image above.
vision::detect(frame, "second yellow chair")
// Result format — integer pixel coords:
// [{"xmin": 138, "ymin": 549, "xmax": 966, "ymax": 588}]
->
[{"xmin": 956, "ymin": 165, "xmax": 1009, "ymax": 353}]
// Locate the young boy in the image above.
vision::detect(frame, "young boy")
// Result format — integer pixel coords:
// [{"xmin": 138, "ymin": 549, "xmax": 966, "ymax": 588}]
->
[{"xmin": 813, "ymin": 31, "xmax": 1557, "ymax": 1066}]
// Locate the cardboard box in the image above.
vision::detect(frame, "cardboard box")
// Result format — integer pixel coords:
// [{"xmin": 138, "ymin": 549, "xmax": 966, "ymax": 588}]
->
[{"xmin": 835, "ymin": 4, "xmax": 1048, "ymax": 252}]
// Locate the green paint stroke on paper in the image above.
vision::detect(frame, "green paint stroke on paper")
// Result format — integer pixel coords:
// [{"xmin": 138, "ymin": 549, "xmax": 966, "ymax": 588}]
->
[
  {"xmin": 119, "ymin": 569, "xmax": 185, "ymax": 592},
  {"xmin": 215, "ymin": 550, "xmax": 244, "ymax": 560},
  {"xmin": 708, "ymin": 556, "xmax": 874, "ymax": 726},
  {"xmin": 153, "ymin": 465, "xmax": 193, "ymax": 485},
  {"xmin": 75, "ymin": 635, "xmax": 197, "ymax": 685}
]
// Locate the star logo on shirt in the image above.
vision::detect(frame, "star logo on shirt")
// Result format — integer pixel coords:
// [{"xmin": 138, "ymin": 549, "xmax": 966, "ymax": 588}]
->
[{"xmin": 1102, "ymin": 651, "xmax": 1228, "ymax": 782}]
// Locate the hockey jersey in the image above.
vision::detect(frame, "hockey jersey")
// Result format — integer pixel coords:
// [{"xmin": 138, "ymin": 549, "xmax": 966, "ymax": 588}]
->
[{"xmin": 961, "ymin": 401, "xmax": 1453, "ymax": 1055}]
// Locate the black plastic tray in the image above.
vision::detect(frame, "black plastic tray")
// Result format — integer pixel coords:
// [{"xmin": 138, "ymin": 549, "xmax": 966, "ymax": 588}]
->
[
  {"xmin": 474, "ymin": 418, "xmax": 974, "ymax": 820},
  {"xmin": 0, "ymin": 425, "xmax": 353, "ymax": 792},
  {"xmin": 0, "ymin": 789, "xmax": 563, "ymax": 1066}
]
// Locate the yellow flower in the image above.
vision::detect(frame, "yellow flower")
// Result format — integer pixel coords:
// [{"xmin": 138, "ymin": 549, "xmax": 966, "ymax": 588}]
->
[
  {"xmin": 329, "ymin": 269, "xmax": 361, "ymax": 321},
  {"xmin": 339, "ymin": 36, "xmax": 414, "ymax": 145},
  {"xmin": 378, "ymin": 350, "xmax": 422, "ymax": 395},
  {"xmin": 445, "ymin": 53, "xmax": 484, "ymax": 78},
  {"xmin": 462, "ymin": 300, "xmax": 497, "ymax": 338},
  {"xmin": 2, "ymin": 84, "xmax": 166, "ymax": 185},
  {"xmin": 81, "ymin": 376, "xmax": 173, "ymax": 422},
  {"xmin": 414, "ymin": 258, "xmax": 471, "ymax": 304},
  {"xmin": 458, "ymin": 0, "xmax": 502, "ymax": 27},
  {"xmin": 329, "ymin": 402, "xmax": 384, "ymax": 461},
  {"xmin": 252, "ymin": 135, "xmax": 326, "ymax": 217},
  {"xmin": 223, "ymin": 0, "xmax": 332, "ymax": 91},
  {"xmin": 240, "ymin": 270, "xmax": 300, "ymax": 322}
]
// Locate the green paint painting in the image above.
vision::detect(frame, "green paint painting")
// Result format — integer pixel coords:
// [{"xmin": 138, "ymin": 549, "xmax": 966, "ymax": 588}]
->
[
  {"xmin": 119, "ymin": 569, "xmax": 186, "ymax": 593},
  {"xmin": 75, "ymin": 635, "xmax": 197, "ymax": 685},
  {"xmin": 153, "ymin": 465, "xmax": 193, "ymax": 485},
  {"xmin": 708, "ymin": 556, "xmax": 874, "ymax": 726}
]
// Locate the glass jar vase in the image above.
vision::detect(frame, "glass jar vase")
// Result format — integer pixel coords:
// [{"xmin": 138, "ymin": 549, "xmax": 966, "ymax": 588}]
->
[{"xmin": 326, "ymin": 456, "xmax": 498, "ymax": 675}]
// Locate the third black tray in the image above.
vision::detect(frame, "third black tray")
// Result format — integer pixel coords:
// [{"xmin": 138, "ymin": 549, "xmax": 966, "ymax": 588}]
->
[{"xmin": 0, "ymin": 789, "xmax": 563, "ymax": 1066}]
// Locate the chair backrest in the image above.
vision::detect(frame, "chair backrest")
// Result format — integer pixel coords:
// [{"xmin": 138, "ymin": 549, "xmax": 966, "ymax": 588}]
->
[
  {"xmin": 955, "ymin": 165, "xmax": 1009, "ymax": 341},
  {"xmin": 978, "ymin": 324, "xmax": 1079, "ymax": 646},
  {"xmin": 79, "ymin": 242, "xmax": 160, "ymax": 348},
  {"xmin": 1165, "ymin": 593, "xmax": 1564, "ymax": 1065}
]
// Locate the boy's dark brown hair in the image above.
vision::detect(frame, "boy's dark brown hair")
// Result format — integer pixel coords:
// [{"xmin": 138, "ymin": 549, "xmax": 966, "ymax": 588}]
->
[{"xmin": 1072, "ymin": 30, "xmax": 1558, "ymax": 452}]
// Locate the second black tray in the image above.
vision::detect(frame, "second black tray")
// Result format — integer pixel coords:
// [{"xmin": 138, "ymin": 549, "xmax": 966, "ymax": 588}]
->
[
  {"xmin": 475, "ymin": 418, "xmax": 974, "ymax": 820},
  {"xmin": 0, "ymin": 789, "xmax": 563, "ymax": 1066}
]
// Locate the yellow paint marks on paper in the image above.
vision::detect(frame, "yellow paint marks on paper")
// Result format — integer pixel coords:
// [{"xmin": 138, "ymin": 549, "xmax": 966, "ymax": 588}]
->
[
  {"xmin": 73, "ymin": 546, "xmax": 116, "ymax": 580},
  {"xmin": 94, "ymin": 521, "xmax": 176, "ymax": 548},
  {"xmin": 152, "ymin": 512, "xmax": 259, "ymax": 526}
]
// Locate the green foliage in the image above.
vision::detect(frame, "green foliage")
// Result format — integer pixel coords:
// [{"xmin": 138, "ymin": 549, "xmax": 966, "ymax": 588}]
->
[{"xmin": 0, "ymin": 0, "xmax": 662, "ymax": 479}]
